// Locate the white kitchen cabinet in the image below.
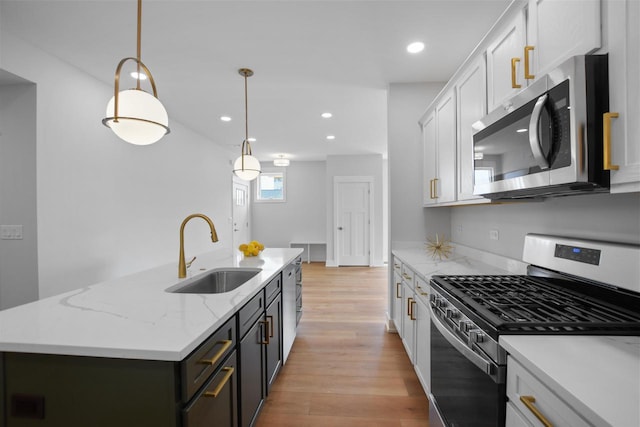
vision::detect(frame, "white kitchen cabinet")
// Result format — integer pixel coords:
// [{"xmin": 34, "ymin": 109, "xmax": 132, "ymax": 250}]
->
[
  {"xmin": 422, "ymin": 90, "xmax": 457, "ymax": 206},
  {"xmin": 606, "ymin": 0, "xmax": 640, "ymax": 193},
  {"xmin": 487, "ymin": 1, "xmax": 601, "ymax": 113},
  {"xmin": 400, "ymin": 275, "xmax": 416, "ymax": 363},
  {"xmin": 506, "ymin": 356, "xmax": 594, "ymax": 427},
  {"xmin": 392, "ymin": 265, "xmax": 403, "ymax": 333},
  {"xmin": 526, "ymin": 0, "xmax": 601, "ymax": 78},
  {"xmin": 413, "ymin": 291, "xmax": 430, "ymax": 394},
  {"xmin": 486, "ymin": 9, "xmax": 527, "ymax": 112},
  {"xmin": 456, "ymin": 56, "xmax": 490, "ymax": 203}
]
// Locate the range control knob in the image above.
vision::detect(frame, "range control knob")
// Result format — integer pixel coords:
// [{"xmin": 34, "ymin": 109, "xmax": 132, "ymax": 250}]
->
[
  {"xmin": 469, "ymin": 330, "xmax": 485, "ymax": 343},
  {"xmin": 445, "ymin": 308, "xmax": 459, "ymax": 319},
  {"xmin": 435, "ymin": 298, "xmax": 447, "ymax": 308},
  {"xmin": 459, "ymin": 321, "xmax": 473, "ymax": 333}
]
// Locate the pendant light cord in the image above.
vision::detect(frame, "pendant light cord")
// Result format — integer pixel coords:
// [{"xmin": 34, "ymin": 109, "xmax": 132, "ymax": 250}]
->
[
  {"xmin": 136, "ymin": 0, "xmax": 142, "ymax": 90},
  {"xmin": 244, "ymin": 73, "xmax": 249, "ymax": 153}
]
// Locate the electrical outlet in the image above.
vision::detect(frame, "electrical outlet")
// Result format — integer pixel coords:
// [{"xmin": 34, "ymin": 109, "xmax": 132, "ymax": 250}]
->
[
  {"xmin": 489, "ymin": 229, "xmax": 499, "ymax": 241},
  {"xmin": 1, "ymin": 225, "xmax": 23, "ymax": 240}
]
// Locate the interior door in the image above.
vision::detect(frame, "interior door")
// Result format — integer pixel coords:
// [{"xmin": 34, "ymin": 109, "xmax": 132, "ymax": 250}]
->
[
  {"xmin": 335, "ymin": 180, "xmax": 370, "ymax": 266},
  {"xmin": 232, "ymin": 178, "xmax": 250, "ymax": 250}
]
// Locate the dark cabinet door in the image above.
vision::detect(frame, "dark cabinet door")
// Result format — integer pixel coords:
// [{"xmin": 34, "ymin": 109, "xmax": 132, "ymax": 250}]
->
[
  {"xmin": 183, "ymin": 351, "xmax": 238, "ymax": 427},
  {"xmin": 239, "ymin": 318, "xmax": 266, "ymax": 427},
  {"xmin": 265, "ymin": 296, "xmax": 282, "ymax": 393}
]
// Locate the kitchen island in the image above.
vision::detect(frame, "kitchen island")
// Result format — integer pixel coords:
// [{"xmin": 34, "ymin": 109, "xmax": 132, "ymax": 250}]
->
[{"xmin": 0, "ymin": 247, "xmax": 302, "ymax": 426}]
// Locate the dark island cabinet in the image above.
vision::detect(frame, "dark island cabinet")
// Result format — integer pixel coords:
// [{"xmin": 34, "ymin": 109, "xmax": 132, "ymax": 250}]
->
[{"xmin": 0, "ymin": 273, "xmax": 288, "ymax": 427}]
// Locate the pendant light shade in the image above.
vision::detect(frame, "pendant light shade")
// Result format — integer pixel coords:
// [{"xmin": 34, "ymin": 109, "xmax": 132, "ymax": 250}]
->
[
  {"xmin": 102, "ymin": 0, "xmax": 170, "ymax": 145},
  {"xmin": 233, "ymin": 68, "xmax": 261, "ymax": 181}
]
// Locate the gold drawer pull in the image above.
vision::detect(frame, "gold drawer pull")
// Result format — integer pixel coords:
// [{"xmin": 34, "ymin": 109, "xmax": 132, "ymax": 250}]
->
[
  {"xmin": 511, "ymin": 57, "xmax": 522, "ymax": 88},
  {"xmin": 396, "ymin": 282, "xmax": 402, "ymax": 299},
  {"xmin": 603, "ymin": 112, "xmax": 620, "ymax": 171},
  {"xmin": 199, "ymin": 340, "xmax": 233, "ymax": 366},
  {"xmin": 259, "ymin": 319, "xmax": 271, "ymax": 345},
  {"xmin": 266, "ymin": 315, "xmax": 274, "ymax": 337},
  {"xmin": 520, "ymin": 395, "xmax": 553, "ymax": 427},
  {"xmin": 524, "ymin": 46, "xmax": 535, "ymax": 80},
  {"xmin": 410, "ymin": 300, "xmax": 416, "ymax": 321},
  {"xmin": 407, "ymin": 297, "xmax": 413, "ymax": 316},
  {"xmin": 204, "ymin": 367, "xmax": 234, "ymax": 398}
]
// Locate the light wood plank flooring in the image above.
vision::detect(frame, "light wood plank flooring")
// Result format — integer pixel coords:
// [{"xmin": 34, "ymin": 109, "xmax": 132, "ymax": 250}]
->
[{"xmin": 256, "ymin": 263, "xmax": 430, "ymax": 427}]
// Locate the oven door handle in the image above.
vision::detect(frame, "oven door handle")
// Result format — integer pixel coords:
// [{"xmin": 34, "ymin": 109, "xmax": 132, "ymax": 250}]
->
[
  {"xmin": 529, "ymin": 93, "xmax": 550, "ymax": 170},
  {"xmin": 429, "ymin": 303, "xmax": 494, "ymax": 377}
]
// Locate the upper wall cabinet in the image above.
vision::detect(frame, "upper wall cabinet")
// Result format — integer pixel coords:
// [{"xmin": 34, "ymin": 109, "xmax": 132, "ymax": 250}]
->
[
  {"xmin": 606, "ymin": 0, "xmax": 640, "ymax": 193},
  {"xmin": 422, "ymin": 90, "xmax": 457, "ymax": 206},
  {"xmin": 486, "ymin": 9, "xmax": 527, "ymax": 112},
  {"xmin": 456, "ymin": 56, "xmax": 490, "ymax": 203},
  {"xmin": 487, "ymin": 0, "xmax": 601, "ymax": 113}
]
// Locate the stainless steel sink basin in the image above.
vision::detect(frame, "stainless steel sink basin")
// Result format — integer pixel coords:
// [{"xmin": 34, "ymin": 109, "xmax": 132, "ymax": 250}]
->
[{"xmin": 167, "ymin": 268, "xmax": 261, "ymax": 294}]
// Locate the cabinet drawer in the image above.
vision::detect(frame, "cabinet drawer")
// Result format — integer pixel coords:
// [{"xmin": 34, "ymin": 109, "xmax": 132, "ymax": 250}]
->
[
  {"xmin": 393, "ymin": 258, "xmax": 402, "ymax": 274},
  {"xmin": 182, "ymin": 315, "xmax": 236, "ymax": 402},
  {"xmin": 507, "ymin": 356, "xmax": 592, "ymax": 427},
  {"xmin": 401, "ymin": 265, "xmax": 414, "ymax": 284},
  {"xmin": 238, "ymin": 291, "xmax": 265, "ymax": 339},
  {"xmin": 265, "ymin": 274, "xmax": 282, "ymax": 306},
  {"xmin": 183, "ymin": 351, "xmax": 238, "ymax": 427},
  {"xmin": 415, "ymin": 275, "xmax": 429, "ymax": 298}
]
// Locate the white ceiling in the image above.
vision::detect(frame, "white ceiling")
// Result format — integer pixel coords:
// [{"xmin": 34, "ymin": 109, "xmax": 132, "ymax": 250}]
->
[{"xmin": 1, "ymin": 0, "xmax": 510, "ymax": 161}]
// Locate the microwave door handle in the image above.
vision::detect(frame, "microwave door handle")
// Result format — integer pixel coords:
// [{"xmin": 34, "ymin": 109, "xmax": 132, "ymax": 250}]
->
[
  {"xmin": 529, "ymin": 93, "xmax": 550, "ymax": 170},
  {"xmin": 428, "ymin": 303, "xmax": 494, "ymax": 377}
]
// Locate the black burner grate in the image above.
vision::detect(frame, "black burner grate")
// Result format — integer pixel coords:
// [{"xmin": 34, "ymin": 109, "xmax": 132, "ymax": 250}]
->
[{"xmin": 434, "ymin": 275, "xmax": 640, "ymax": 334}]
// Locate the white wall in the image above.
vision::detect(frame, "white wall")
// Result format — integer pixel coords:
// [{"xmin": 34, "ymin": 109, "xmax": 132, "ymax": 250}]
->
[
  {"xmin": 1, "ymin": 33, "xmax": 235, "ymax": 299},
  {"xmin": 0, "ymin": 79, "xmax": 38, "ymax": 309},
  {"xmin": 388, "ymin": 83, "xmax": 451, "ymax": 249},
  {"xmin": 251, "ymin": 161, "xmax": 326, "ymax": 260},
  {"xmin": 451, "ymin": 192, "xmax": 640, "ymax": 258},
  {"xmin": 325, "ymin": 154, "xmax": 384, "ymax": 266}
]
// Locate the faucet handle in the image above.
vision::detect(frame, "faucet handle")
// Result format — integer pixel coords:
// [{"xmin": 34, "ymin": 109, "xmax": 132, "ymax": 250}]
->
[{"xmin": 186, "ymin": 256, "xmax": 197, "ymax": 269}]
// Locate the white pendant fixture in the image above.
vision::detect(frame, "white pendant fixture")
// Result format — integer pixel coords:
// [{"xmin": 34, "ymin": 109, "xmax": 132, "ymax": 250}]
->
[
  {"xmin": 233, "ymin": 68, "xmax": 261, "ymax": 181},
  {"xmin": 102, "ymin": 0, "xmax": 170, "ymax": 145},
  {"xmin": 273, "ymin": 155, "xmax": 290, "ymax": 167}
]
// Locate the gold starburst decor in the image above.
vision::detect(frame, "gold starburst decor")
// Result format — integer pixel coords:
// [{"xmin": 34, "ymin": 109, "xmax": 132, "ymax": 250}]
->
[{"xmin": 425, "ymin": 234, "xmax": 453, "ymax": 260}]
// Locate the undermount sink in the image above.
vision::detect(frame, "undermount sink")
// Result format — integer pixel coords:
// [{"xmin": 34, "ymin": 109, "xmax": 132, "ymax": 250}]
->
[{"xmin": 167, "ymin": 268, "xmax": 262, "ymax": 294}]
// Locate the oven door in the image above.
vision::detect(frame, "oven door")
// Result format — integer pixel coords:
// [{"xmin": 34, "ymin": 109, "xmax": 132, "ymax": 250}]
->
[{"xmin": 429, "ymin": 304, "xmax": 506, "ymax": 427}]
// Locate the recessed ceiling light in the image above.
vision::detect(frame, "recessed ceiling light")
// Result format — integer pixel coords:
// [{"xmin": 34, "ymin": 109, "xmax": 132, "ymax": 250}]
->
[
  {"xmin": 220, "ymin": 116, "xmax": 232, "ymax": 122},
  {"xmin": 407, "ymin": 42, "xmax": 425, "ymax": 54},
  {"xmin": 130, "ymin": 71, "xmax": 148, "ymax": 80},
  {"xmin": 326, "ymin": 135, "xmax": 336, "ymax": 140},
  {"xmin": 248, "ymin": 137, "xmax": 256, "ymax": 142},
  {"xmin": 321, "ymin": 112, "xmax": 333, "ymax": 119}
]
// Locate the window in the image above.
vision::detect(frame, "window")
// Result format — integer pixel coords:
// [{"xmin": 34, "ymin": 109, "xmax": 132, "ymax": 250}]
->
[{"xmin": 256, "ymin": 171, "xmax": 286, "ymax": 202}]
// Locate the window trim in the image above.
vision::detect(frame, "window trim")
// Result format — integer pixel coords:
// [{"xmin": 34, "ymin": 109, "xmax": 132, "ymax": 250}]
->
[{"xmin": 255, "ymin": 170, "xmax": 286, "ymax": 203}]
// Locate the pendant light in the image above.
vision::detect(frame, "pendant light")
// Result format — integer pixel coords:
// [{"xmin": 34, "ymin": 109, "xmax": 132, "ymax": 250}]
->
[
  {"xmin": 102, "ymin": 0, "xmax": 170, "ymax": 145},
  {"xmin": 233, "ymin": 68, "xmax": 261, "ymax": 181}
]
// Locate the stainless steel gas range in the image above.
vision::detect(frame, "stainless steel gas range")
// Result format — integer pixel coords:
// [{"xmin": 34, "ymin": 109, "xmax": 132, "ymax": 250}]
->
[{"xmin": 428, "ymin": 234, "xmax": 640, "ymax": 427}]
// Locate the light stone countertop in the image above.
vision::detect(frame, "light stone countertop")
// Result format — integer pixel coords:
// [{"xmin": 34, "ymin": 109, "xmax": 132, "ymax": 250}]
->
[
  {"xmin": 500, "ymin": 335, "xmax": 640, "ymax": 427},
  {"xmin": 0, "ymin": 248, "xmax": 302, "ymax": 361}
]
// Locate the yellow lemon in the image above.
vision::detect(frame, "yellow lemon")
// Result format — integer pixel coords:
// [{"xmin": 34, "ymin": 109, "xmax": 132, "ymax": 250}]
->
[{"xmin": 239, "ymin": 244, "xmax": 248, "ymax": 251}]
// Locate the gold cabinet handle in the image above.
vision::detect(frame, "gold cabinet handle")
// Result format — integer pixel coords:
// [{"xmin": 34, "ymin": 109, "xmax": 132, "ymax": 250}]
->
[
  {"xmin": 199, "ymin": 340, "xmax": 233, "ymax": 366},
  {"xmin": 603, "ymin": 112, "xmax": 620, "ymax": 171},
  {"xmin": 417, "ymin": 285, "xmax": 428, "ymax": 296},
  {"xmin": 520, "ymin": 396, "xmax": 553, "ymax": 427},
  {"xmin": 428, "ymin": 178, "xmax": 434, "ymax": 199},
  {"xmin": 396, "ymin": 282, "xmax": 402, "ymax": 299},
  {"xmin": 204, "ymin": 367, "xmax": 235, "ymax": 398},
  {"xmin": 524, "ymin": 46, "xmax": 535, "ymax": 80},
  {"xmin": 410, "ymin": 300, "xmax": 416, "ymax": 320},
  {"xmin": 432, "ymin": 178, "xmax": 439, "ymax": 199},
  {"xmin": 511, "ymin": 57, "xmax": 522, "ymax": 88},
  {"xmin": 407, "ymin": 297, "xmax": 413, "ymax": 317},
  {"xmin": 259, "ymin": 319, "xmax": 270, "ymax": 345},
  {"xmin": 266, "ymin": 315, "xmax": 274, "ymax": 337}
]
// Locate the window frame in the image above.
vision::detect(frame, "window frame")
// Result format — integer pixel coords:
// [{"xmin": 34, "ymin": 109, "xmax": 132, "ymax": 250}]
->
[{"xmin": 255, "ymin": 170, "xmax": 287, "ymax": 203}]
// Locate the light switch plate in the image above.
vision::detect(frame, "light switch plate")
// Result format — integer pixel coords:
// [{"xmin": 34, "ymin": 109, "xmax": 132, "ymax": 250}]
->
[{"xmin": 1, "ymin": 225, "xmax": 23, "ymax": 240}]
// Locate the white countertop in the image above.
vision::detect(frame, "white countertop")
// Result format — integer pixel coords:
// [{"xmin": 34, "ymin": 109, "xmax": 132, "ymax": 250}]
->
[
  {"xmin": 392, "ymin": 244, "xmax": 527, "ymax": 279},
  {"xmin": 501, "ymin": 335, "xmax": 640, "ymax": 427},
  {"xmin": 0, "ymin": 248, "xmax": 302, "ymax": 361}
]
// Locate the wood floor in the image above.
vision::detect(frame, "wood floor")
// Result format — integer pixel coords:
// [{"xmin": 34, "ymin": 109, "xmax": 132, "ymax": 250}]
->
[{"xmin": 256, "ymin": 263, "xmax": 430, "ymax": 427}]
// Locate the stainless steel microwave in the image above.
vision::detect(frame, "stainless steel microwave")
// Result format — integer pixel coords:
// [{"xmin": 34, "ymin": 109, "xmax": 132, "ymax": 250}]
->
[{"xmin": 472, "ymin": 55, "xmax": 610, "ymax": 199}]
